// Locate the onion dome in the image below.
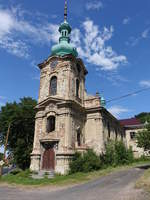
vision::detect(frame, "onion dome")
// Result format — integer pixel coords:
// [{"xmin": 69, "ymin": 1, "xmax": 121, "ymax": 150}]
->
[
  {"xmin": 51, "ymin": 1, "xmax": 78, "ymax": 57},
  {"xmin": 101, "ymin": 96, "xmax": 106, "ymax": 108}
]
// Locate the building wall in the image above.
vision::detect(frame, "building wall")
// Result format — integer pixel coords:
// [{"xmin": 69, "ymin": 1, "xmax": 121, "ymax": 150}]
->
[
  {"xmin": 30, "ymin": 55, "xmax": 125, "ymax": 175},
  {"xmin": 125, "ymin": 128, "xmax": 145, "ymax": 158}
]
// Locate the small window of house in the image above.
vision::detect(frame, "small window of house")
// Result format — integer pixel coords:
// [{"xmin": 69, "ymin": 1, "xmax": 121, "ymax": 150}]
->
[
  {"xmin": 130, "ymin": 132, "xmax": 136, "ymax": 140},
  {"xmin": 47, "ymin": 116, "xmax": 55, "ymax": 133}
]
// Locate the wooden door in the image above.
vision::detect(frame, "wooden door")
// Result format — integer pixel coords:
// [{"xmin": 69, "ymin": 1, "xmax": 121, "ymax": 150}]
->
[{"xmin": 42, "ymin": 148, "xmax": 55, "ymax": 170}]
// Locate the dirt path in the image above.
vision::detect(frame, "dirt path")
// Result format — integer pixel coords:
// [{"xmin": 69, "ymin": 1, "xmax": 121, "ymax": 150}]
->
[{"xmin": 0, "ymin": 166, "xmax": 149, "ymax": 200}]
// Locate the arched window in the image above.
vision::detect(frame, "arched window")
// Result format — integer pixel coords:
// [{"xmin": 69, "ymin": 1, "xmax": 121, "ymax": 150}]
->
[
  {"xmin": 47, "ymin": 116, "xmax": 55, "ymax": 133},
  {"xmin": 77, "ymin": 130, "xmax": 81, "ymax": 146},
  {"xmin": 50, "ymin": 76, "xmax": 57, "ymax": 96},
  {"xmin": 76, "ymin": 79, "xmax": 79, "ymax": 97}
]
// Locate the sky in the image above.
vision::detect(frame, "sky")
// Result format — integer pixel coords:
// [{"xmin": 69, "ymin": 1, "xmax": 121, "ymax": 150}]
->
[{"xmin": 0, "ymin": 0, "xmax": 150, "ymax": 121}]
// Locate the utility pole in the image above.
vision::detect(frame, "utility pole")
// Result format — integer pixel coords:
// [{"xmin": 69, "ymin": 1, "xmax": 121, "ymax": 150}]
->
[
  {"xmin": 3, "ymin": 123, "xmax": 11, "ymax": 161},
  {"xmin": 0, "ymin": 123, "xmax": 11, "ymax": 177}
]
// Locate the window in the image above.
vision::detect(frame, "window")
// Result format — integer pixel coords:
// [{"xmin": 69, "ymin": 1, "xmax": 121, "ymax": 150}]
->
[
  {"xmin": 47, "ymin": 116, "xmax": 55, "ymax": 133},
  {"xmin": 76, "ymin": 79, "xmax": 79, "ymax": 97},
  {"xmin": 115, "ymin": 129, "xmax": 118, "ymax": 140},
  {"xmin": 50, "ymin": 76, "xmax": 57, "ymax": 95},
  {"xmin": 108, "ymin": 123, "xmax": 110, "ymax": 138},
  {"xmin": 130, "ymin": 132, "xmax": 136, "ymax": 140},
  {"xmin": 77, "ymin": 130, "xmax": 81, "ymax": 146}
]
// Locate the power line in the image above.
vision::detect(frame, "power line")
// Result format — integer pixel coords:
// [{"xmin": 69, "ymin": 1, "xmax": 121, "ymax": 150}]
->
[{"xmin": 106, "ymin": 87, "xmax": 150, "ymax": 104}]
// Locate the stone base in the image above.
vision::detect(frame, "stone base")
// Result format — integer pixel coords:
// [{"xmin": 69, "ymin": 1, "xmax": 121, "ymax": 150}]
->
[
  {"xmin": 55, "ymin": 153, "xmax": 74, "ymax": 175},
  {"xmin": 30, "ymin": 151, "xmax": 74, "ymax": 175},
  {"xmin": 30, "ymin": 153, "xmax": 41, "ymax": 172}
]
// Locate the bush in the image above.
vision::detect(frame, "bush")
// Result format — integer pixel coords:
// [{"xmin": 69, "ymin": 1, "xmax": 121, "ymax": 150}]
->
[
  {"xmin": 69, "ymin": 141, "xmax": 134, "ymax": 174},
  {"xmin": 103, "ymin": 140, "xmax": 134, "ymax": 166},
  {"xmin": 69, "ymin": 150, "xmax": 101, "ymax": 174}
]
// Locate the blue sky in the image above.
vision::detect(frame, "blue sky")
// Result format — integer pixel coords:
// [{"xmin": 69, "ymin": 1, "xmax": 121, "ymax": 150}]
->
[{"xmin": 0, "ymin": 0, "xmax": 150, "ymax": 120}]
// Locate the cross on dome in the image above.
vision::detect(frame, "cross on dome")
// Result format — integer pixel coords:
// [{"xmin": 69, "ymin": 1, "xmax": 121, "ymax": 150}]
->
[{"xmin": 64, "ymin": 0, "xmax": 67, "ymax": 22}]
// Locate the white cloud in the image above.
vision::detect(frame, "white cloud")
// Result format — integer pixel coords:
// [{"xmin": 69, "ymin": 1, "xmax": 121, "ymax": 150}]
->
[
  {"xmin": 140, "ymin": 80, "xmax": 150, "ymax": 87},
  {"xmin": 0, "ymin": 7, "xmax": 127, "ymax": 71},
  {"xmin": 0, "ymin": 7, "xmax": 59, "ymax": 58},
  {"xmin": 122, "ymin": 17, "xmax": 130, "ymax": 25},
  {"xmin": 126, "ymin": 28, "xmax": 150, "ymax": 47},
  {"xmin": 86, "ymin": 1, "xmax": 103, "ymax": 10},
  {"xmin": 108, "ymin": 105, "xmax": 130, "ymax": 118},
  {"xmin": 142, "ymin": 28, "xmax": 149, "ymax": 38},
  {"xmin": 71, "ymin": 19, "xmax": 127, "ymax": 71}
]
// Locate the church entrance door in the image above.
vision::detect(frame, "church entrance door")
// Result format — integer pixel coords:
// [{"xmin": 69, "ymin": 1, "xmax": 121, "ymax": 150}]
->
[{"xmin": 42, "ymin": 148, "xmax": 55, "ymax": 170}]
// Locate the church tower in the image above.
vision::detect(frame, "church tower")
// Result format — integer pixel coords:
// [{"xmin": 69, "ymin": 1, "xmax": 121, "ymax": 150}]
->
[
  {"xmin": 30, "ymin": 1, "xmax": 88, "ymax": 174},
  {"xmin": 30, "ymin": 1, "xmax": 124, "ymax": 175}
]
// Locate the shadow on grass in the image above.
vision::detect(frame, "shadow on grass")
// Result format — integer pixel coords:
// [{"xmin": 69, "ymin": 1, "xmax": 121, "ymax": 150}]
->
[{"xmin": 135, "ymin": 164, "xmax": 150, "ymax": 170}]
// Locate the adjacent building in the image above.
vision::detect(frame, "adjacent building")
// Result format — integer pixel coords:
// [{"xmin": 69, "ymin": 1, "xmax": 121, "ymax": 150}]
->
[{"xmin": 120, "ymin": 118, "xmax": 146, "ymax": 158}]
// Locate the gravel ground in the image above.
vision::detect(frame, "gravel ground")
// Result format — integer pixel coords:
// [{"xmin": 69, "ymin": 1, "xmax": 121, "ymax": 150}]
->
[{"xmin": 0, "ymin": 167, "xmax": 150, "ymax": 200}]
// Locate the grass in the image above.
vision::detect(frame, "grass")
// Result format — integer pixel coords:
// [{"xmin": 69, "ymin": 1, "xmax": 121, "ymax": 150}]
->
[
  {"xmin": 0, "ymin": 160, "xmax": 150, "ymax": 187},
  {"xmin": 136, "ymin": 167, "xmax": 150, "ymax": 192}
]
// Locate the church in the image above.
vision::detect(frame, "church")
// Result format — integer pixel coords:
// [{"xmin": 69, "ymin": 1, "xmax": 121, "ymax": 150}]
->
[{"xmin": 30, "ymin": 1, "xmax": 124, "ymax": 175}]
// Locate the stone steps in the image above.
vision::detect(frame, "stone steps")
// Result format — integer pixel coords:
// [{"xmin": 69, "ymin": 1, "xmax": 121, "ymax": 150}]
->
[{"xmin": 31, "ymin": 170, "xmax": 55, "ymax": 179}]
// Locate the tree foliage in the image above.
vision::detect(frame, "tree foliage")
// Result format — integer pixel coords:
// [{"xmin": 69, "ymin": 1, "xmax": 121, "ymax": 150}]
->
[
  {"xmin": 0, "ymin": 153, "xmax": 3, "ymax": 160},
  {"xmin": 136, "ymin": 112, "xmax": 150, "ymax": 123},
  {"xmin": 0, "ymin": 97, "xmax": 37, "ymax": 169},
  {"xmin": 103, "ymin": 140, "xmax": 134, "ymax": 166},
  {"xmin": 136, "ymin": 124, "xmax": 150, "ymax": 151}
]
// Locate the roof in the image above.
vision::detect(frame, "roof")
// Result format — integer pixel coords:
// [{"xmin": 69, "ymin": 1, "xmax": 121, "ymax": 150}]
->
[{"xmin": 119, "ymin": 118, "xmax": 142, "ymax": 127}]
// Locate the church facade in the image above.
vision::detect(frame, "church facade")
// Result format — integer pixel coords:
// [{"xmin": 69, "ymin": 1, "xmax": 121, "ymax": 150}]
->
[{"xmin": 30, "ymin": 2, "xmax": 124, "ymax": 175}]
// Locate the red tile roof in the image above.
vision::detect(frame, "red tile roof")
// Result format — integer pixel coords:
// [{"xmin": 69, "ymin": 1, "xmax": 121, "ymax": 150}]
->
[{"xmin": 119, "ymin": 118, "xmax": 142, "ymax": 126}]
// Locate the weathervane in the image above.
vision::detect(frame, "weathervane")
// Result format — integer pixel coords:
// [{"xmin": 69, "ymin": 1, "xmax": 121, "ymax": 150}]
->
[{"xmin": 64, "ymin": 0, "xmax": 67, "ymax": 21}]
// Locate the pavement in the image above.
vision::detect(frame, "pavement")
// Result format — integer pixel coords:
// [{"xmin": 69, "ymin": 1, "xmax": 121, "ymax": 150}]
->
[{"xmin": 0, "ymin": 166, "xmax": 150, "ymax": 200}]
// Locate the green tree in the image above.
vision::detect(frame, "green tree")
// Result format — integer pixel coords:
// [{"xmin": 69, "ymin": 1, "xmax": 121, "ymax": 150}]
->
[
  {"xmin": 0, "ymin": 153, "xmax": 3, "ymax": 160},
  {"xmin": 136, "ymin": 124, "xmax": 150, "ymax": 151},
  {"xmin": 136, "ymin": 112, "xmax": 150, "ymax": 123},
  {"xmin": 0, "ymin": 97, "xmax": 37, "ymax": 169}
]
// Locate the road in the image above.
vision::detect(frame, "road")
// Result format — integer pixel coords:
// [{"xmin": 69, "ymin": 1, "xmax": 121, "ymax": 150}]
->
[{"xmin": 0, "ymin": 166, "xmax": 150, "ymax": 200}]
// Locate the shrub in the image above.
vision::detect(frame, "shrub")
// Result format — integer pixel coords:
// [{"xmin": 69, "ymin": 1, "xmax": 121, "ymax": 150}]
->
[
  {"xmin": 69, "ymin": 150, "xmax": 101, "ymax": 174},
  {"xmin": 69, "ymin": 141, "xmax": 134, "ymax": 174},
  {"xmin": 103, "ymin": 140, "xmax": 134, "ymax": 166},
  {"xmin": 82, "ymin": 149, "xmax": 101, "ymax": 172},
  {"xmin": 69, "ymin": 152, "xmax": 83, "ymax": 174}
]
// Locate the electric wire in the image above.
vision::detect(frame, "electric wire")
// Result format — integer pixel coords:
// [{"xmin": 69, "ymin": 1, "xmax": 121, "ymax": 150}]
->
[{"xmin": 106, "ymin": 87, "xmax": 150, "ymax": 104}]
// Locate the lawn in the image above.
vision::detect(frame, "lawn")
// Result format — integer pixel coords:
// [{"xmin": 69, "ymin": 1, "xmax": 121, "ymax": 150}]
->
[
  {"xmin": 0, "ymin": 160, "xmax": 150, "ymax": 187},
  {"xmin": 136, "ymin": 167, "xmax": 150, "ymax": 192}
]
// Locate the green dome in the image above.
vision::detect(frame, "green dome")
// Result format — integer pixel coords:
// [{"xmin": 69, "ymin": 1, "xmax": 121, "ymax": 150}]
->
[
  {"xmin": 51, "ymin": 20, "xmax": 78, "ymax": 57},
  {"xmin": 101, "ymin": 96, "xmax": 106, "ymax": 108},
  {"xmin": 51, "ymin": 40, "xmax": 78, "ymax": 57},
  {"xmin": 59, "ymin": 21, "xmax": 71, "ymax": 34}
]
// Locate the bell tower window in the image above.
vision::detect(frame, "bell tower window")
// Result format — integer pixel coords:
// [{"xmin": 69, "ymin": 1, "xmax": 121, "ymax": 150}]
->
[
  {"xmin": 76, "ymin": 79, "xmax": 80, "ymax": 97},
  {"xmin": 50, "ymin": 76, "xmax": 57, "ymax": 96},
  {"xmin": 47, "ymin": 116, "xmax": 55, "ymax": 133}
]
